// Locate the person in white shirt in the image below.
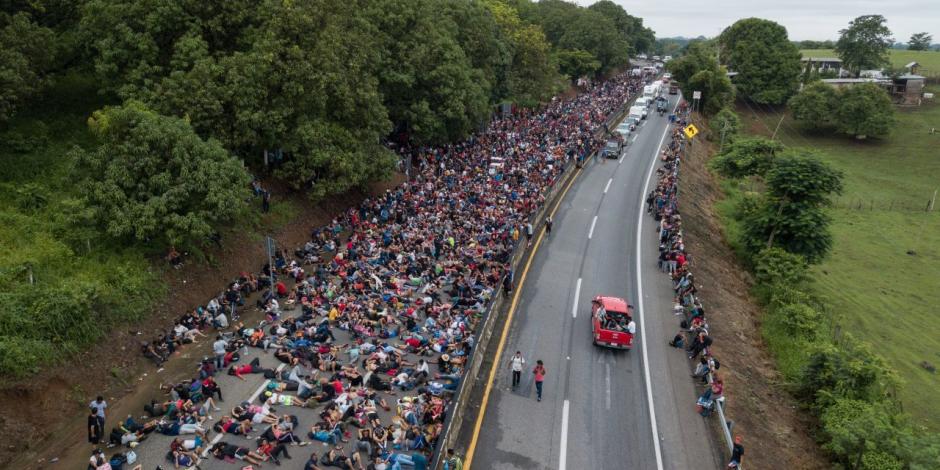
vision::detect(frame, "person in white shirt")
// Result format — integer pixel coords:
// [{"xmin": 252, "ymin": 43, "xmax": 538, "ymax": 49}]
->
[{"xmin": 509, "ymin": 351, "xmax": 526, "ymax": 388}]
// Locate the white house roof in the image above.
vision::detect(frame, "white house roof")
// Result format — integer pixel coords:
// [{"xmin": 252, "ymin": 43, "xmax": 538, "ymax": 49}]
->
[
  {"xmin": 821, "ymin": 78, "xmax": 887, "ymax": 84},
  {"xmin": 801, "ymin": 57, "xmax": 842, "ymax": 62}
]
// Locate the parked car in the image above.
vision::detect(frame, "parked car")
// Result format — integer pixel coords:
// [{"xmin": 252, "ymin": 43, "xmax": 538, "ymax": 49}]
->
[{"xmin": 614, "ymin": 122, "xmax": 632, "ymax": 137}]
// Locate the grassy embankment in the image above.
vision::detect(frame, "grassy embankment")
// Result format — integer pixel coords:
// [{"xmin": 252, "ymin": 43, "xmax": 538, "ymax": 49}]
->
[{"xmin": 722, "ymin": 85, "xmax": 940, "ymax": 430}]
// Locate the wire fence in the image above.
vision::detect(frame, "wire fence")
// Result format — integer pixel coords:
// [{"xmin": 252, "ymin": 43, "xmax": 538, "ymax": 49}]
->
[{"xmin": 832, "ymin": 196, "xmax": 939, "ymax": 212}]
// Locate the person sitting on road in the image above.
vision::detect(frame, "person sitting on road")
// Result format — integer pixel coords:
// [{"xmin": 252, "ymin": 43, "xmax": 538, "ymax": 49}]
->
[{"xmin": 211, "ymin": 441, "xmax": 266, "ymax": 466}]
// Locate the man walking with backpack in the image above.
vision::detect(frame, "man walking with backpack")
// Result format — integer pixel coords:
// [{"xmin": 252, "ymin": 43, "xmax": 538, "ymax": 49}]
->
[{"xmin": 509, "ymin": 351, "xmax": 526, "ymax": 389}]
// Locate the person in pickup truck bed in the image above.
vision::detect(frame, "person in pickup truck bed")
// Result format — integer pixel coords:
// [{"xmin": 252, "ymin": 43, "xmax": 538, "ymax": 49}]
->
[{"xmin": 128, "ymin": 70, "xmax": 650, "ymax": 464}]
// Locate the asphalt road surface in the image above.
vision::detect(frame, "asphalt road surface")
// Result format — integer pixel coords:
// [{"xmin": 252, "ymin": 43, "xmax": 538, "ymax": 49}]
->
[{"xmin": 467, "ymin": 92, "xmax": 721, "ymax": 470}]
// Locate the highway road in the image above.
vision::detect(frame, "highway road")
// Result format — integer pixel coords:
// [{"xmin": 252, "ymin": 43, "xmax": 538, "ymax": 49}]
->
[{"xmin": 464, "ymin": 92, "xmax": 721, "ymax": 470}]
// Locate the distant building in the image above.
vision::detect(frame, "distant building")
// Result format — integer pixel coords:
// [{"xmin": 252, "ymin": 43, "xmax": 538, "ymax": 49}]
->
[
  {"xmin": 820, "ymin": 77, "xmax": 889, "ymax": 90},
  {"xmin": 801, "ymin": 57, "xmax": 846, "ymax": 77},
  {"xmin": 892, "ymin": 74, "xmax": 926, "ymax": 105}
]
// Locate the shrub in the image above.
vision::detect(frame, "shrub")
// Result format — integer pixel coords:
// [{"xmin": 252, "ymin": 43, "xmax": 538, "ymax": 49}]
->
[
  {"xmin": 820, "ymin": 397, "xmax": 898, "ymax": 466},
  {"xmin": 754, "ymin": 247, "xmax": 808, "ymax": 287},
  {"xmin": 798, "ymin": 335, "xmax": 894, "ymax": 408},
  {"xmin": 862, "ymin": 451, "xmax": 903, "ymax": 470},
  {"xmin": 775, "ymin": 302, "xmax": 821, "ymax": 337}
]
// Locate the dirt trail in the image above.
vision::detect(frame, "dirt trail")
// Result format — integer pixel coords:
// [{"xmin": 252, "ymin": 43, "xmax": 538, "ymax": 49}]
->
[
  {"xmin": 679, "ymin": 124, "xmax": 826, "ymax": 469},
  {"xmin": 0, "ymin": 175, "xmax": 404, "ymax": 469}
]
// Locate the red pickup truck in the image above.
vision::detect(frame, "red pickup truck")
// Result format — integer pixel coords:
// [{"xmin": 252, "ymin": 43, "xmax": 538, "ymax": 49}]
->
[{"xmin": 591, "ymin": 295, "xmax": 635, "ymax": 349}]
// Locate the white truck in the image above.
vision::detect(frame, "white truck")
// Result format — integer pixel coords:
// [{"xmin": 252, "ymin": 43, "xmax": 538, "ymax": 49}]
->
[
  {"xmin": 643, "ymin": 85, "xmax": 655, "ymax": 98},
  {"xmin": 629, "ymin": 104, "xmax": 648, "ymax": 120},
  {"xmin": 652, "ymin": 80, "xmax": 663, "ymax": 96}
]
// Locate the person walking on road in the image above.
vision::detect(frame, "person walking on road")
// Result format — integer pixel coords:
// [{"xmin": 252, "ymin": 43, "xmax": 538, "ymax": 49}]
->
[
  {"xmin": 87, "ymin": 408, "xmax": 101, "ymax": 445},
  {"xmin": 728, "ymin": 435, "xmax": 744, "ymax": 468},
  {"xmin": 545, "ymin": 216, "xmax": 553, "ymax": 236},
  {"xmin": 89, "ymin": 396, "xmax": 107, "ymax": 443},
  {"xmin": 213, "ymin": 335, "xmax": 227, "ymax": 369},
  {"xmin": 533, "ymin": 360, "xmax": 546, "ymax": 402},
  {"xmin": 509, "ymin": 351, "xmax": 526, "ymax": 388}
]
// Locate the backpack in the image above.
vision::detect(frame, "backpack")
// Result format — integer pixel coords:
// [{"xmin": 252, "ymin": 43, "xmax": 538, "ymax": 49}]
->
[{"xmin": 713, "ymin": 358, "xmax": 720, "ymax": 370}]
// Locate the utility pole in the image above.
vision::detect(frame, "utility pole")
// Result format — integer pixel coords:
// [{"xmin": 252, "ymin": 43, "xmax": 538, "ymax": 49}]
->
[
  {"xmin": 265, "ymin": 236, "xmax": 277, "ymax": 293},
  {"xmin": 771, "ymin": 108, "xmax": 786, "ymax": 141},
  {"xmin": 719, "ymin": 119, "xmax": 731, "ymax": 152},
  {"xmin": 930, "ymin": 188, "xmax": 938, "ymax": 211}
]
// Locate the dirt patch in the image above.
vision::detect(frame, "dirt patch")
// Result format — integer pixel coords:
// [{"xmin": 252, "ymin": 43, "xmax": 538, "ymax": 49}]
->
[
  {"xmin": 679, "ymin": 122, "xmax": 826, "ymax": 469},
  {"xmin": 0, "ymin": 174, "xmax": 405, "ymax": 469}
]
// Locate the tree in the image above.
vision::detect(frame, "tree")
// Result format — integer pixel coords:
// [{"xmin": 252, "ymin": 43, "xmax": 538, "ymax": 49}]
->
[
  {"xmin": 686, "ymin": 68, "xmax": 735, "ymax": 115},
  {"xmin": 588, "ymin": 0, "xmax": 655, "ymax": 54},
  {"xmin": 821, "ymin": 397, "xmax": 901, "ymax": 469},
  {"xmin": 0, "ymin": 12, "xmax": 55, "ymax": 123},
  {"xmin": 710, "ymin": 136, "xmax": 784, "ymax": 178},
  {"xmin": 835, "ymin": 82, "xmax": 895, "ymax": 138},
  {"xmin": 788, "ymin": 81, "xmax": 839, "ymax": 131},
  {"xmin": 908, "ymin": 32, "xmax": 932, "ymax": 51},
  {"xmin": 708, "ymin": 107, "xmax": 741, "ymax": 146},
  {"xmin": 71, "ymin": 101, "xmax": 251, "ymax": 248},
  {"xmin": 483, "ymin": 0, "xmax": 562, "ymax": 106},
  {"xmin": 273, "ymin": 119, "xmax": 395, "ymax": 200},
  {"xmin": 741, "ymin": 149, "xmax": 843, "ymax": 262},
  {"xmin": 835, "ymin": 15, "xmax": 893, "ymax": 76},
  {"xmin": 718, "ymin": 18, "xmax": 802, "ymax": 104},
  {"xmin": 667, "ymin": 41, "xmax": 716, "ymax": 84},
  {"xmin": 799, "ymin": 335, "xmax": 893, "ymax": 407},
  {"xmin": 665, "ymin": 40, "xmax": 734, "ymax": 115},
  {"xmin": 555, "ymin": 49, "xmax": 600, "ymax": 81}
]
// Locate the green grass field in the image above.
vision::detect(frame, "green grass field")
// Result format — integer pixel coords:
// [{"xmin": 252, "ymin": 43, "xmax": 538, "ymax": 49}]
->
[
  {"xmin": 800, "ymin": 48, "xmax": 940, "ymax": 77},
  {"xmin": 735, "ymin": 86, "xmax": 940, "ymax": 430}
]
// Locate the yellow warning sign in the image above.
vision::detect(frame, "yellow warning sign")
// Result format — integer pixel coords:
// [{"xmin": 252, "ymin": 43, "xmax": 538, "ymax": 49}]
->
[{"xmin": 683, "ymin": 124, "xmax": 699, "ymax": 139}]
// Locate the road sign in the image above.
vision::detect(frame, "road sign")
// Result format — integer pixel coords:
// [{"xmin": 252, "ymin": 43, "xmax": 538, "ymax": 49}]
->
[
  {"xmin": 692, "ymin": 90, "xmax": 702, "ymax": 100},
  {"xmin": 683, "ymin": 124, "xmax": 699, "ymax": 139}
]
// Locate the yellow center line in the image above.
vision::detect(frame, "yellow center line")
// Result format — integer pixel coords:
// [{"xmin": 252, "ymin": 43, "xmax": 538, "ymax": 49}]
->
[{"xmin": 464, "ymin": 165, "xmax": 584, "ymax": 469}]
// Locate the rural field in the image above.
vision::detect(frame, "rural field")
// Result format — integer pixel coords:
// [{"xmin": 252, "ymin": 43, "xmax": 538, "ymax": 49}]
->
[
  {"xmin": 800, "ymin": 48, "xmax": 940, "ymax": 77},
  {"xmin": 736, "ymin": 85, "xmax": 940, "ymax": 430}
]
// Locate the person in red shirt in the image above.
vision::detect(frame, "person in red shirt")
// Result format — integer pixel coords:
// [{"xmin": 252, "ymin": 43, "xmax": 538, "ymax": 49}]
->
[{"xmin": 256, "ymin": 438, "xmax": 291, "ymax": 465}]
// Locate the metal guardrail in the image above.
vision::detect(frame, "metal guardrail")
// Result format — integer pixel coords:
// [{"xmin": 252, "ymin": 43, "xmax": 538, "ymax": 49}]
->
[{"xmin": 669, "ymin": 113, "xmax": 741, "ymax": 469}]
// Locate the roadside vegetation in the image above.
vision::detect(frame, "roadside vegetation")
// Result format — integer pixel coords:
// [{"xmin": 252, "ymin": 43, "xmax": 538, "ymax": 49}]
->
[
  {"xmin": 678, "ymin": 14, "xmax": 940, "ymax": 469},
  {"xmin": 0, "ymin": 0, "xmax": 655, "ymax": 377}
]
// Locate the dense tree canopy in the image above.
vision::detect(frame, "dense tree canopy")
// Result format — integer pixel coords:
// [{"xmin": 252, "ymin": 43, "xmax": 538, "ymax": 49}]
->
[
  {"xmin": 788, "ymin": 81, "xmax": 840, "ymax": 131},
  {"xmin": 718, "ymin": 18, "xmax": 801, "ymax": 104},
  {"xmin": 587, "ymin": 0, "xmax": 655, "ymax": 54},
  {"xmin": 555, "ymin": 49, "xmax": 601, "ymax": 81},
  {"xmin": 667, "ymin": 41, "xmax": 734, "ymax": 115},
  {"xmin": 77, "ymin": 0, "xmax": 651, "ymax": 192},
  {"xmin": 744, "ymin": 149, "xmax": 843, "ymax": 262},
  {"xmin": 834, "ymin": 83, "xmax": 895, "ymax": 138},
  {"xmin": 0, "ymin": 12, "xmax": 55, "ymax": 123},
  {"xmin": 71, "ymin": 102, "xmax": 251, "ymax": 247},
  {"xmin": 835, "ymin": 15, "xmax": 893, "ymax": 76}
]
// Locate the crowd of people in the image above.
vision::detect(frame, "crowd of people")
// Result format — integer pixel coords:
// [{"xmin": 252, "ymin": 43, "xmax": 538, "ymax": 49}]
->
[
  {"xmin": 89, "ymin": 68, "xmax": 650, "ymax": 470},
  {"xmin": 649, "ymin": 102, "xmax": 744, "ymax": 469}
]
